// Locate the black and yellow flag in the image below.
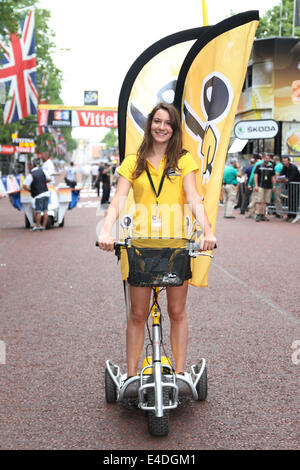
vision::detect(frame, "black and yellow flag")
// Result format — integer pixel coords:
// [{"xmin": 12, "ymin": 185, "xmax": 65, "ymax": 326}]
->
[
  {"xmin": 174, "ymin": 12, "xmax": 259, "ymax": 286},
  {"xmin": 118, "ymin": 11, "xmax": 259, "ymax": 286},
  {"xmin": 118, "ymin": 27, "xmax": 208, "ymax": 159}
]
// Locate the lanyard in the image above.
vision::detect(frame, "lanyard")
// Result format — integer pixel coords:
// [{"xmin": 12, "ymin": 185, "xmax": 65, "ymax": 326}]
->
[{"xmin": 146, "ymin": 168, "xmax": 165, "ymax": 203}]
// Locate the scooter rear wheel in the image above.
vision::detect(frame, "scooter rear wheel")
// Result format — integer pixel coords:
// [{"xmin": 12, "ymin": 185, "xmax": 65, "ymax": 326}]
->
[
  {"xmin": 105, "ymin": 364, "xmax": 118, "ymax": 403},
  {"xmin": 147, "ymin": 377, "xmax": 170, "ymax": 437}
]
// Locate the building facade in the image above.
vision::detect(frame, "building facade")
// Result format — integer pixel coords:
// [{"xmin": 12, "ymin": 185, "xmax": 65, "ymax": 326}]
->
[{"xmin": 232, "ymin": 37, "xmax": 300, "ymax": 167}]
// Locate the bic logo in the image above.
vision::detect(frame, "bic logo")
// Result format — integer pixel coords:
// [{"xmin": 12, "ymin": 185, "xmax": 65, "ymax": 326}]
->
[{"xmin": 183, "ymin": 71, "xmax": 233, "ymax": 182}]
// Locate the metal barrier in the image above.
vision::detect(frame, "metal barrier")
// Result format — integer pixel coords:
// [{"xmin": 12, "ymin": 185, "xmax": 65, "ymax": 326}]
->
[{"xmin": 280, "ymin": 182, "xmax": 300, "ymax": 223}]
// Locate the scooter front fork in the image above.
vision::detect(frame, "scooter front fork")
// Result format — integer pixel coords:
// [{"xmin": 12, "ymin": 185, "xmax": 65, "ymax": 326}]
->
[{"xmin": 152, "ymin": 321, "xmax": 163, "ymax": 417}]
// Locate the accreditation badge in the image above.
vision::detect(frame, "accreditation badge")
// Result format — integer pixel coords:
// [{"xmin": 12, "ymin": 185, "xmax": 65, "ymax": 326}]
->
[{"xmin": 151, "ymin": 215, "xmax": 162, "ymax": 230}]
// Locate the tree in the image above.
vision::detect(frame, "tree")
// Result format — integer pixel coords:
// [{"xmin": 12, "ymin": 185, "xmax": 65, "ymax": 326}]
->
[
  {"xmin": 255, "ymin": 0, "xmax": 300, "ymax": 38},
  {"xmin": 101, "ymin": 128, "xmax": 118, "ymax": 150},
  {"xmin": 0, "ymin": 0, "xmax": 35, "ymax": 40},
  {"xmin": 0, "ymin": 1, "xmax": 77, "ymax": 156},
  {"xmin": 230, "ymin": 1, "xmax": 300, "ymax": 38}
]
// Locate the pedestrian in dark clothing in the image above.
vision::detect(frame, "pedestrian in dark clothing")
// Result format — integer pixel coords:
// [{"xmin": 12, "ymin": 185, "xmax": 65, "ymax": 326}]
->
[
  {"xmin": 241, "ymin": 158, "xmax": 255, "ymax": 214},
  {"xmin": 95, "ymin": 162, "xmax": 104, "ymax": 197},
  {"xmin": 101, "ymin": 163, "xmax": 111, "ymax": 205}
]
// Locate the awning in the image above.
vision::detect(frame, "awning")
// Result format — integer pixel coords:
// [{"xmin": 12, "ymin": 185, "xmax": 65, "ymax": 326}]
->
[{"xmin": 228, "ymin": 138, "xmax": 248, "ymax": 154}]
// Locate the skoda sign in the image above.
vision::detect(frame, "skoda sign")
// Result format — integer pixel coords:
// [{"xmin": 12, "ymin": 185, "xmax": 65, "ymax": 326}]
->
[{"xmin": 234, "ymin": 119, "xmax": 279, "ymax": 139}]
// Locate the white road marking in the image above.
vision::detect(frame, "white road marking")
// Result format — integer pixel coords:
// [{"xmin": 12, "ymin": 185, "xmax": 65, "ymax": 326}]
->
[{"xmin": 213, "ymin": 263, "xmax": 300, "ymax": 325}]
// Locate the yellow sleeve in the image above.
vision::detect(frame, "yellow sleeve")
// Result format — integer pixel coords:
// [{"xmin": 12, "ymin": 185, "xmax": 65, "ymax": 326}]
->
[
  {"xmin": 117, "ymin": 154, "xmax": 137, "ymax": 183},
  {"xmin": 179, "ymin": 151, "xmax": 199, "ymax": 177}
]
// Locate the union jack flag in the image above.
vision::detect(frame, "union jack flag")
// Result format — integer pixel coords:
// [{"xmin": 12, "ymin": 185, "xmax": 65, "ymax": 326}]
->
[{"xmin": 0, "ymin": 10, "xmax": 38, "ymax": 124}]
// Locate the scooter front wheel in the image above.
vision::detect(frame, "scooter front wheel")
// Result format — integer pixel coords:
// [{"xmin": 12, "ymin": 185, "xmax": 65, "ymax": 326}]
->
[{"xmin": 146, "ymin": 376, "xmax": 170, "ymax": 437}]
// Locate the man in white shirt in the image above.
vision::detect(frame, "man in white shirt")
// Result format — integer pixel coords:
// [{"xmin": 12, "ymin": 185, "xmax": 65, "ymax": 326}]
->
[
  {"xmin": 42, "ymin": 152, "xmax": 55, "ymax": 184},
  {"xmin": 91, "ymin": 164, "xmax": 99, "ymax": 188},
  {"xmin": 80, "ymin": 164, "xmax": 91, "ymax": 188},
  {"xmin": 65, "ymin": 161, "xmax": 77, "ymax": 188},
  {"xmin": 23, "ymin": 159, "xmax": 51, "ymax": 231}
]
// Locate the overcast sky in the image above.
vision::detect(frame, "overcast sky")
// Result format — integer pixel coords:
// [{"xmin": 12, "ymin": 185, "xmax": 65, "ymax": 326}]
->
[{"xmin": 37, "ymin": 0, "xmax": 279, "ymax": 139}]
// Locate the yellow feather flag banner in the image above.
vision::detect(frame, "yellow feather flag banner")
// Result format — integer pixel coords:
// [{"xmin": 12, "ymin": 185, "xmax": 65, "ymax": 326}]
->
[
  {"xmin": 118, "ymin": 28, "xmax": 209, "ymax": 159},
  {"xmin": 117, "ymin": 12, "xmax": 259, "ymax": 284},
  {"xmin": 118, "ymin": 27, "xmax": 209, "ymax": 280},
  {"xmin": 174, "ymin": 12, "xmax": 259, "ymax": 286}
]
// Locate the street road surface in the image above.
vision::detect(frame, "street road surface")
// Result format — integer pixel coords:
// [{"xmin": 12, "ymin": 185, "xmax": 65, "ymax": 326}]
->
[{"xmin": 0, "ymin": 191, "xmax": 299, "ymax": 450}]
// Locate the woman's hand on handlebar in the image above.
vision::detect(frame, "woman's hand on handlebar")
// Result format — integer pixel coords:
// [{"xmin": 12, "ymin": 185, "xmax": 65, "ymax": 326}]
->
[
  {"xmin": 97, "ymin": 232, "xmax": 115, "ymax": 251},
  {"xmin": 200, "ymin": 233, "xmax": 217, "ymax": 252}
]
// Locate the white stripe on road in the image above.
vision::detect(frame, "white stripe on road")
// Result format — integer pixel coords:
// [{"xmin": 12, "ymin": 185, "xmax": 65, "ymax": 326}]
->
[
  {"xmin": 213, "ymin": 263, "xmax": 300, "ymax": 325},
  {"xmin": 77, "ymin": 201, "xmax": 100, "ymax": 208}
]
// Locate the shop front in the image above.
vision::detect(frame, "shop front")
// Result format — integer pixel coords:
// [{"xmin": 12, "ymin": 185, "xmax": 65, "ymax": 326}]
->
[{"xmin": 230, "ymin": 37, "xmax": 300, "ymax": 168}]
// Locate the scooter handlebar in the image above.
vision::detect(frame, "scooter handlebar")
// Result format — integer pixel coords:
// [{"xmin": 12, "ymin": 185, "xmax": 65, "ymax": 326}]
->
[
  {"xmin": 96, "ymin": 240, "xmax": 216, "ymax": 257},
  {"xmin": 95, "ymin": 241, "xmax": 125, "ymax": 248}
]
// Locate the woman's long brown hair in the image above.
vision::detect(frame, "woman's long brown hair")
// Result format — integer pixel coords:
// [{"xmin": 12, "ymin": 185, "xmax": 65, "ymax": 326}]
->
[{"xmin": 133, "ymin": 102, "xmax": 187, "ymax": 179}]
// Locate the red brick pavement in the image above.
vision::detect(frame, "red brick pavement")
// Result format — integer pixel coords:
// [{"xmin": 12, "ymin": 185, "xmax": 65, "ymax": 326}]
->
[{"xmin": 0, "ymin": 195, "xmax": 299, "ymax": 450}]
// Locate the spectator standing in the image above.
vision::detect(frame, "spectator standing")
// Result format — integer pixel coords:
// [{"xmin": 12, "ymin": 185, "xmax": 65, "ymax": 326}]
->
[
  {"xmin": 246, "ymin": 156, "xmax": 263, "ymax": 219},
  {"xmin": 241, "ymin": 157, "xmax": 255, "ymax": 214},
  {"xmin": 253, "ymin": 152, "xmax": 276, "ymax": 222},
  {"xmin": 42, "ymin": 153, "xmax": 55, "ymax": 184},
  {"xmin": 80, "ymin": 164, "xmax": 91, "ymax": 188},
  {"xmin": 101, "ymin": 163, "xmax": 111, "ymax": 205},
  {"xmin": 235, "ymin": 173, "xmax": 246, "ymax": 213},
  {"xmin": 65, "ymin": 161, "xmax": 77, "ymax": 188},
  {"xmin": 91, "ymin": 164, "xmax": 99, "ymax": 188},
  {"xmin": 222, "ymin": 158, "xmax": 241, "ymax": 218},
  {"xmin": 273, "ymin": 155, "xmax": 283, "ymax": 218},
  {"xmin": 95, "ymin": 162, "xmax": 104, "ymax": 197},
  {"xmin": 280, "ymin": 156, "xmax": 300, "ymax": 221},
  {"xmin": 23, "ymin": 159, "xmax": 51, "ymax": 231}
]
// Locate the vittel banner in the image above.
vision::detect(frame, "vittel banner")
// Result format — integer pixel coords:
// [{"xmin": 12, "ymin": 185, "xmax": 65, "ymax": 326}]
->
[
  {"xmin": 38, "ymin": 106, "xmax": 117, "ymax": 128},
  {"xmin": 72, "ymin": 110, "xmax": 117, "ymax": 128}
]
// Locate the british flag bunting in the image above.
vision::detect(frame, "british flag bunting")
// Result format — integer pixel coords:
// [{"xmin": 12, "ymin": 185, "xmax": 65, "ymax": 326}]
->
[{"xmin": 0, "ymin": 10, "xmax": 38, "ymax": 124}]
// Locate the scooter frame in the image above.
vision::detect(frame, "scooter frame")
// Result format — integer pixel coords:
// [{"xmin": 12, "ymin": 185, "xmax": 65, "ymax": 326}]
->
[{"xmin": 102, "ymin": 233, "xmax": 213, "ymax": 433}]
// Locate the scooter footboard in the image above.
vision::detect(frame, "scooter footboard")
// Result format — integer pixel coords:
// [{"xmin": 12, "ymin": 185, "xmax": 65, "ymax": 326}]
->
[
  {"xmin": 105, "ymin": 360, "xmax": 122, "ymax": 396},
  {"xmin": 191, "ymin": 358, "xmax": 206, "ymax": 389}
]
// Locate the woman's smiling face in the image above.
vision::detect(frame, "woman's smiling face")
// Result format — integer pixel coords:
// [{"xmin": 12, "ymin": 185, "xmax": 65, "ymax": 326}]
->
[{"xmin": 150, "ymin": 108, "xmax": 173, "ymax": 145}]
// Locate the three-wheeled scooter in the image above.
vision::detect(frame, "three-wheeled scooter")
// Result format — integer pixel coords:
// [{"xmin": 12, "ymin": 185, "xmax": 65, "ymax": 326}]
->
[{"xmin": 97, "ymin": 217, "xmax": 213, "ymax": 436}]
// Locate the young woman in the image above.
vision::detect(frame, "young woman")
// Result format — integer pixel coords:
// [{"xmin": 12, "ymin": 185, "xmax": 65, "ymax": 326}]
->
[{"xmin": 98, "ymin": 102, "xmax": 216, "ymax": 377}]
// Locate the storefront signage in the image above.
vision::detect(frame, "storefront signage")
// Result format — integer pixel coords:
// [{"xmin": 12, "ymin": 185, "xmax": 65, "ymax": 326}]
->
[
  {"xmin": 0, "ymin": 145, "xmax": 15, "ymax": 154},
  {"xmin": 0, "ymin": 144, "xmax": 34, "ymax": 154},
  {"xmin": 234, "ymin": 119, "xmax": 279, "ymax": 139}
]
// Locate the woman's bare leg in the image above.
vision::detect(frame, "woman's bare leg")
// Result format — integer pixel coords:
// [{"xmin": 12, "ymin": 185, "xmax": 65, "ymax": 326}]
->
[
  {"xmin": 126, "ymin": 285, "xmax": 152, "ymax": 376},
  {"xmin": 166, "ymin": 281, "xmax": 189, "ymax": 374}
]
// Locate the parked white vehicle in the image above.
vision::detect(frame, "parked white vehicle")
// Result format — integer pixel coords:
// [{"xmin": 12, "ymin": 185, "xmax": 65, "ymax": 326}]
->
[{"xmin": 21, "ymin": 184, "xmax": 79, "ymax": 229}]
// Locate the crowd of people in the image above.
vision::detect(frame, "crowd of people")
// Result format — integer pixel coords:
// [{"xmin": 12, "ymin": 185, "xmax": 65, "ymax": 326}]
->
[
  {"xmin": 64, "ymin": 160, "xmax": 119, "ymax": 205},
  {"xmin": 23, "ymin": 149, "xmax": 299, "ymax": 233},
  {"xmin": 222, "ymin": 153, "xmax": 300, "ymax": 223}
]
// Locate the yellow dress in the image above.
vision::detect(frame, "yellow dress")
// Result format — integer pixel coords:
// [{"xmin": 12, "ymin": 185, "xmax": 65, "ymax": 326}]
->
[{"xmin": 117, "ymin": 152, "xmax": 199, "ymax": 280}]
